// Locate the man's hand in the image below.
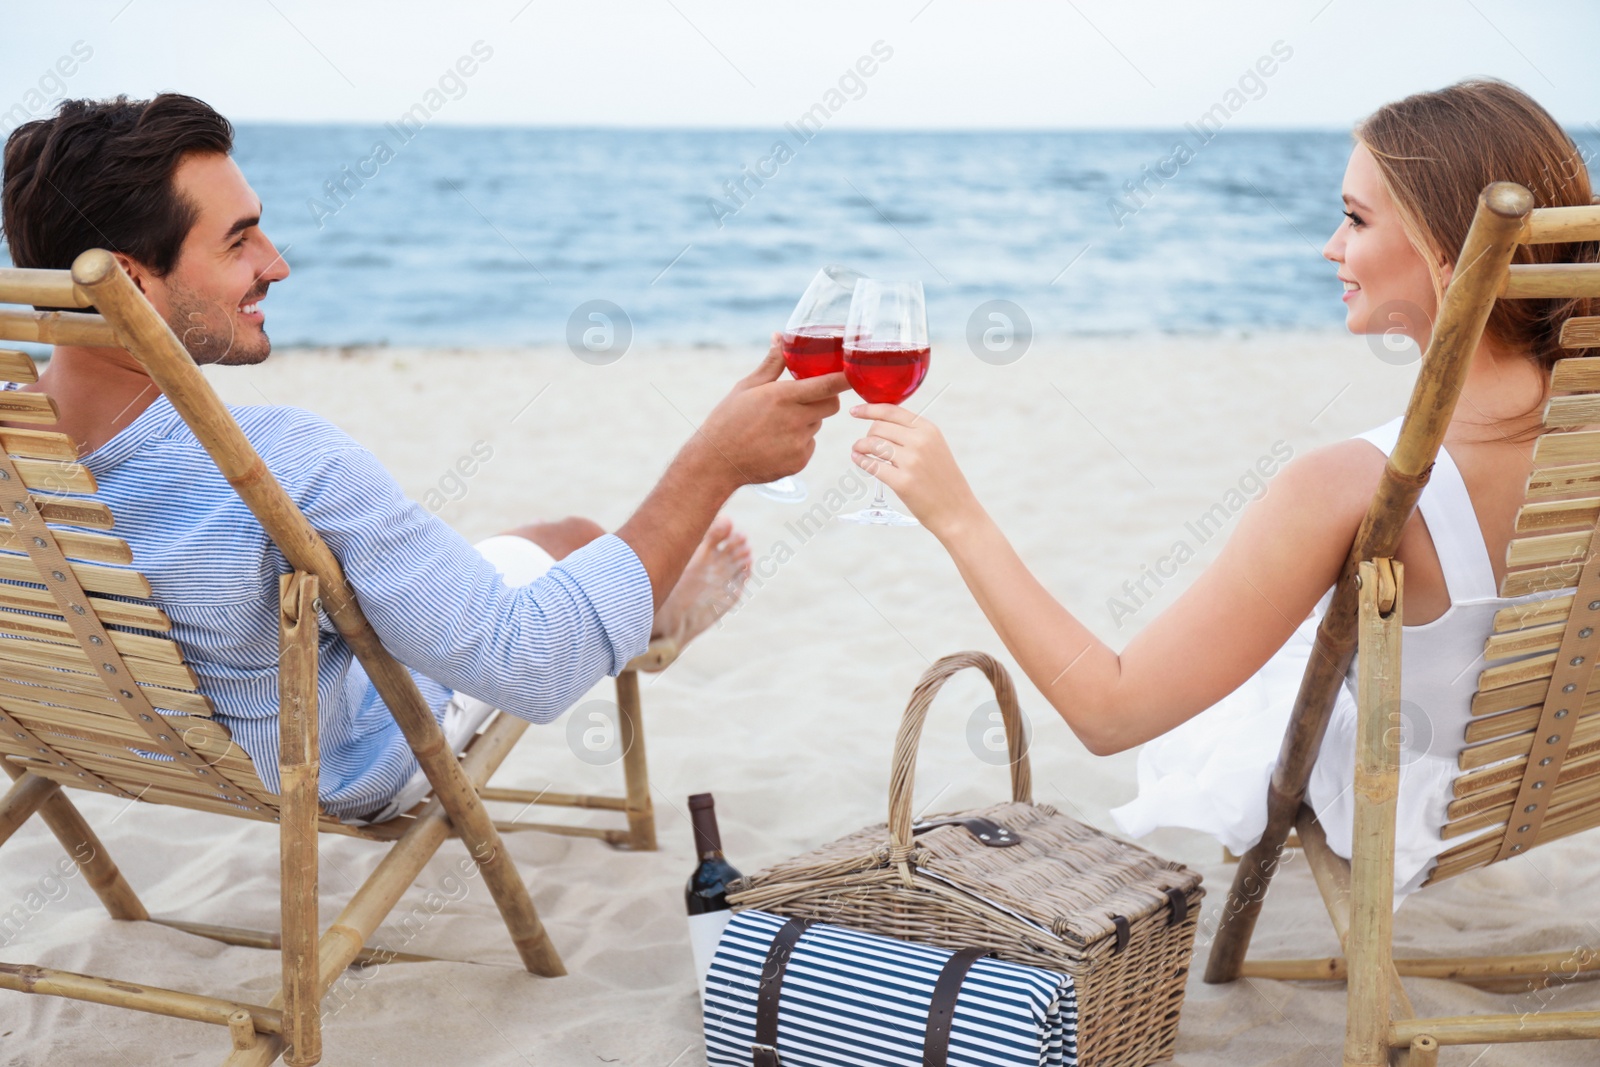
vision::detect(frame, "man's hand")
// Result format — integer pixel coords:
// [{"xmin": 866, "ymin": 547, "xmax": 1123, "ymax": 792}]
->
[
  {"xmin": 687, "ymin": 333, "xmax": 849, "ymax": 493},
  {"xmin": 617, "ymin": 335, "xmax": 848, "ymax": 615}
]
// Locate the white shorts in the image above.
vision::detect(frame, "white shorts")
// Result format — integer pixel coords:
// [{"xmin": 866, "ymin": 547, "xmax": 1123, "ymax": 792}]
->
[{"xmin": 472, "ymin": 533, "xmax": 557, "ymax": 587}]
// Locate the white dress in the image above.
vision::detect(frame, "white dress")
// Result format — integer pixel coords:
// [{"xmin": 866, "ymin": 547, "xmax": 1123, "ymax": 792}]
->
[{"xmin": 1110, "ymin": 414, "xmax": 1562, "ymax": 904}]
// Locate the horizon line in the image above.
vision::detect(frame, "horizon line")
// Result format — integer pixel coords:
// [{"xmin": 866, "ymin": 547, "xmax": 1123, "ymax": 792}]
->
[
  {"xmin": 228, "ymin": 119, "xmax": 1361, "ymax": 134},
  {"xmin": 219, "ymin": 118, "xmax": 1600, "ymax": 137}
]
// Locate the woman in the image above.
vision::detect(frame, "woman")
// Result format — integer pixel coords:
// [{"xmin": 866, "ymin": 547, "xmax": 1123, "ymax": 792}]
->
[{"xmin": 848, "ymin": 79, "xmax": 1597, "ymax": 898}]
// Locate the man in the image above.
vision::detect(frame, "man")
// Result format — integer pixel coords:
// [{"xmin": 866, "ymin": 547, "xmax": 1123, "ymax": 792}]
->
[{"xmin": 0, "ymin": 93, "xmax": 847, "ymax": 820}]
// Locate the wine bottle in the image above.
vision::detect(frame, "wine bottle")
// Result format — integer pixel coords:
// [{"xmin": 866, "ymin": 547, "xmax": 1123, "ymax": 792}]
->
[{"xmin": 685, "ymin": 792, "xmax": 742, "ymax": 998}]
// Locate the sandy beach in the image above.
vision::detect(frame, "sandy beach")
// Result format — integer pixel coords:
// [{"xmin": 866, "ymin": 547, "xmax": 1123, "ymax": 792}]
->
[{"xmin": 3, "ymin": 331, "xmax": 1597, "ymax": 1066}]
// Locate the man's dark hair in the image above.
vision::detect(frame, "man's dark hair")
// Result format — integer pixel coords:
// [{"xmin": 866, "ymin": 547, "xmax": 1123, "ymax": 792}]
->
[{"xmin": 2, "ymin": 93, "xmax": 233, "ymax": 275}]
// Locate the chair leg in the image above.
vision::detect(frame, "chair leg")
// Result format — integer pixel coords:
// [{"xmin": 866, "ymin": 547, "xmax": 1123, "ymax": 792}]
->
[
  {"xmin": 1292, "ymin": 806, "xmax": 1416, "ymax": 1022},
  {"xmin": 150, "ymin": 919, "xmax": 442, "ymax": 966},
  {"xmin": 0, "ymin": 771, "xmax": 53, "ymax": 846},
  {"xmin": 614, "ymin": 670, "xmax": 657, "ymax": 851},
  {"xmin": 222, "ymin": 712, "xmax": 540, "ymax": 1067},
  {"xmin": 0, "ymin": 761, "xmax": 148, "ymax": 921},
  {"xmin": 478, "ymin": 669, "xmax": 656, "ymax": 850},
  {"xmin": 1345, "ymin": 559, "xmax": 1403, "ymax": 1067},
  {"xmin": 1399, "ymin": 1034, "xmax": 1438, "ymax": 1067},
  {"xmin": 375, "ymin": 685, "xmax": 562, "ymax": 976},
  {"xmin": 1237, "ymin": 946, "xmax": 1600, "ymax": 992},
  {"xmin": 228, "ymin": 1009, "xmax": 259, "ymax": 1053},
  {"xmin": 277, "ymin": 573, "xmax": 321, "ymax": 1067}
]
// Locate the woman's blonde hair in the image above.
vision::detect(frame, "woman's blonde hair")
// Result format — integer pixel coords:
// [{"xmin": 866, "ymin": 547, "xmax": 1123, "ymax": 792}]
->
[{"xmin": 1355, "ymin": 79, "xmax": 1597, "ymax": 408}]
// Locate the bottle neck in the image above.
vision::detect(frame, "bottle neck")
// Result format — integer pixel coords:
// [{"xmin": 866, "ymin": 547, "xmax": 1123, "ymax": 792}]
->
[{"xmin": 689, "ymin": 799, "xmax": 723, "ymax": 860}]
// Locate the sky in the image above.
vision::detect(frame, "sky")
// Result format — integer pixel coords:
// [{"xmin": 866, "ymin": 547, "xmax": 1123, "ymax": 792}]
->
[{"xmin": 0, "ymin": 0, "xmax": 1596, "ymax": 132}]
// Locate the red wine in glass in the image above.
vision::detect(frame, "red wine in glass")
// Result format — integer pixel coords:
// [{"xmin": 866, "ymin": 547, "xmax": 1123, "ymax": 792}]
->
[
  {"xmin": 842, "ymin": 342, "xmax": 931, "ymax": 405},
  {"xmin": 781, "ymin": 326, "xmax": 845, "ymax": 379},
  {"xmin": 750, "ymin": 265, "xmax": 866, "ymax": 505},
  {"xmin": 840, "ymin": 279, "xmax": 930, "ymax": 527}
]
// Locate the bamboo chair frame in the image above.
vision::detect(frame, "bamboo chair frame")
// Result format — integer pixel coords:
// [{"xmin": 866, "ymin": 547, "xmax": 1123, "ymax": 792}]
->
[
  {"xmin": 1203, "ymin": 184, "xmax": 1600, "ymax": 1063},
  {"xmin": 0, "ymin": 250, "xmax": 673, "ymax": 1066}
]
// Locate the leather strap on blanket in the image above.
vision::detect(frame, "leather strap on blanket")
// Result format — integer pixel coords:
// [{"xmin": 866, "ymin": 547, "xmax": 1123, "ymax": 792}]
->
[
  {"xmin": 750, "ymin": 921, "xmax": 993, "ymax": 1067},
  {"xmin": 924, "ymin": 948, "xmax": 987, "ymax": 1067},
  {"xmin": 752, "ymin": 917, "xmax": 813, "ymax": 1067},
  {"xmin": 1492, "ymin": 523, "xmax": 1600, "ymax": 863}
]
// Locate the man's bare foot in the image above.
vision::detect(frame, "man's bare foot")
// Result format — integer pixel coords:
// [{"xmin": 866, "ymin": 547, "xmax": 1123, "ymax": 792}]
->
[{"xmin": 650, "ymin": 516, "xmax": 752, "ymax": 661}]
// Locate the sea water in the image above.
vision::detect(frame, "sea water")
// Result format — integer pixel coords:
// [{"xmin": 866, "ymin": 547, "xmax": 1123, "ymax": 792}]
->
[{"xmin": 8, "ymin": 125, "xmax": 1597, "ymax": 349}]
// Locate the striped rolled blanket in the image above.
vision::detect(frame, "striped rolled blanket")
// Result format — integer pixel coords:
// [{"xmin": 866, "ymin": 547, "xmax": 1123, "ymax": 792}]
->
[{"xmin": 704, "ymin": 910, "xmax": 1078, "ymax": 1067}]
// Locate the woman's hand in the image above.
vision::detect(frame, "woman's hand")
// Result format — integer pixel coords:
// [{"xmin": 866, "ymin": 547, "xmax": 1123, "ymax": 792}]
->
[{"xmin": 850, "ymin": 403, "xmax": 984, "ymax": 541}]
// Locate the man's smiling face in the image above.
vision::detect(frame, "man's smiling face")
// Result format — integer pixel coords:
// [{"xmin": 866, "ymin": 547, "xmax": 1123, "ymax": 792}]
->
[{"xmin": 136, "ymin": 152, "xmax": 290, "ymax": 365}]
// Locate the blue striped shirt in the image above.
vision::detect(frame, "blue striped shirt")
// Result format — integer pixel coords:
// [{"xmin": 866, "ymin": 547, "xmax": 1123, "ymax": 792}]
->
[{"xmin": 76, "ymin": 395, "xmax": 654, "ymax": 819}]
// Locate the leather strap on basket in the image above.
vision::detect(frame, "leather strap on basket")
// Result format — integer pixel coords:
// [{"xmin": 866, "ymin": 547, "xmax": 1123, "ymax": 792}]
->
[
  {"xmin": 1492, "ymin": 525, "xmax": 1600, "ymax": 863},
  {"xmin": 911, "ymin": 815, "xmax": 1021, "ymax": 847},
  {"xmin": 1110, "ymin": 915, "xmax": 1131, "ymax": 954},
  {"xmin": 0, "ymin": 451, "xmax": 270, "ymax": 814},
  {"xmin": 923, "ymin": 948, "xmax": 986, "ymax": 1067},
  {"xmin": 888, "ymin": 652, "xmax": 1032, "ymax": 886},
  {"xmin": 751, "ymin": 917, "xmax": 813, "ymax": 1067},
  {"xmin": 1165, "ymin": 886, "xmax": 1190, "ymax": 926}
]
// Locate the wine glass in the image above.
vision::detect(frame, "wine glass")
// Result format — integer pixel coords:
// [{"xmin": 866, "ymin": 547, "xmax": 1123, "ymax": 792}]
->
[
  {"xmin": 839, "ymin": 279, "xmax": 931, "ymax": 527},
  {"xmin": 748, "ymin": 264, "xmax": 866, "ymax": 504}
]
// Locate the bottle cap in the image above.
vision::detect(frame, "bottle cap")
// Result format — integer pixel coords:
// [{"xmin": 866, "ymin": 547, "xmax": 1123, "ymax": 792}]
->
[{"xmin": 688, "ymin": 792, "xmax": 722, "ymax": 855}]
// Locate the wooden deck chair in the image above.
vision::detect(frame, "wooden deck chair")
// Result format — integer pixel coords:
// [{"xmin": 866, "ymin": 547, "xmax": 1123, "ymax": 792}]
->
[
  {"xmin": 1203, "ymin": 183, "xmax": 1600, "ymax": 1064},
  {"xmin": 0, "ymin": 249, "xmax": 675, "ymax": 1066}
]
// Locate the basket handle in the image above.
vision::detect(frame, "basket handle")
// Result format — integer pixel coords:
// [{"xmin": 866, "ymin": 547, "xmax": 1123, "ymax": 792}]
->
[{"xmin": 887, "ymin": 652, "xmax": 1032, "ymax": 875}]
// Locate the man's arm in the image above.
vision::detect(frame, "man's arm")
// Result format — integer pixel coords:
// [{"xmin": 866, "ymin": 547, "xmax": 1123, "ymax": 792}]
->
[
  {"xmin": 615, "ymin": 338, "xmax": 847, "ymax": 614},
  {"xmin": 280, "ymin": 340, "xmax": 844, "ymax": 722},
  {"xmin": 286, "ymin": 430, "xmax": 653, "ymax": 721}
]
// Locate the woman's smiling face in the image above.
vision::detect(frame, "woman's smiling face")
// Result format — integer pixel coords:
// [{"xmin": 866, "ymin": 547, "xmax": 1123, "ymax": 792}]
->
[{"xmin": 1322, "ymin": 142, "xmax": 1444, "ymax": 345}]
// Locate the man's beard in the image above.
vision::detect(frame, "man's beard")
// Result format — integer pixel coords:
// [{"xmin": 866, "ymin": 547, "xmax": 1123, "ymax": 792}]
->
[{"xmin": 162, "ymin": 280, "xmax": 271, "ymax": 365}]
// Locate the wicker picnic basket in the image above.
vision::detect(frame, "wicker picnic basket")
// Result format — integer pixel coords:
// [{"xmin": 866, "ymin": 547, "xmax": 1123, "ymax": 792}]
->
[{"xmin": 727, "ymin": 652, "xmax": 1203, "ymax": 1067}]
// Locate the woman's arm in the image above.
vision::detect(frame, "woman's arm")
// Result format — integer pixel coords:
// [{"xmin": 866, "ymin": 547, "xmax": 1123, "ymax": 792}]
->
[{"xmin": 851, "ymin": 403, "xmax": 1381, "ymax": 755}]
